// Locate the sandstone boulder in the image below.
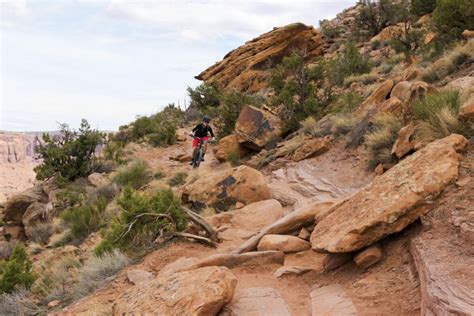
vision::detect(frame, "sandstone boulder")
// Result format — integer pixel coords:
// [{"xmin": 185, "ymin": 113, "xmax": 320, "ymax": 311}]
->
[
  {"xmin": 126, "ymin": 269, "xmax": 153, "ymax": 285},
  {"xmin": 445, "ymin": 76, "xmax": 474, "ymax": 103},
  {"xmin": 181, "ymin": 165, "xmax": 271, "ymax": 211},
  {"xmin": 310, "ymin": 284, "xmax": 358, "ymax": 315},
  {"xmin": 273, "ymin": 266, "xmax": 313, "ymax": 278},
  {"xmin": 208, "ymin": 199, "xmax": 283, "ymax": 231},
  {"xmin": 462, "ymin": 29, "xmax": 474, "ymax": 39},
  {"xmin": 371, "ymin": 23, "xmax": 404, "ymax": 43},
  {"xmin": 220, "ymin": 288, "xmax": 291, "ymax": 316},
  {"xmin": 459, "ymin": 94, "xmax": 474, "ymax": 119},
  {"xmin": 376, "ymin": 96, "xmax": 404, "ymax": 116},
  {"xmin": 87, "ymin": 173, "xmax": 109, "ymax": 188},
  {"xmin": 196, "ymin": 23, "xmax": 323, "ymax": 92},
  {"xmin": 391, "ymin": 122, "xmax": 420, "ymax": 159},
  {"xmin": 113, "ymin": 266, "xmax": 237, "ymax": 315},
  {"xmin": 4, "ymin": 187, "xmax": 47, "ymax": 224},
  {"xmin": 354, "ymin": 245, "xmax": 383, "ymax": 268},
  {"xmin": 22, "ymin": 202, "xmax": 48, "ymax": 227},
  {"xmin": 235, "ymin": 106, "xmax": 282, "ymax": 151},
  {"xmin": 357, "ymin": 79, "xmax": 394, "ymax": 114},
  {"xmin": 214, "ymin": 134, "xmax": 249, "ymax": 163},
  {"xmin": 291, "ymin": 138, "xmax": 330, "ymax": 162},
  {"xmin": 257, "ymin": 234, "xmax": 310, "ymax": 253},
  {"xmin": 311, "ymin": 134, "xmax": 468, "ymax": 252},
  {"xmin": 390, "ymin": 80, "xmax": 433, "ymax": 105}
]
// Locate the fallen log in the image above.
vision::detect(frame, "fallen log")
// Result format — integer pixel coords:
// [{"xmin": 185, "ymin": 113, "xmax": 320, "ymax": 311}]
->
[
  {"xmin": 183, "ymin": 207, "xmax": 220, "ymax": 242},
  {"xmin": 232, "ymin": 200, "xmax": 338, "ymax": 254}
]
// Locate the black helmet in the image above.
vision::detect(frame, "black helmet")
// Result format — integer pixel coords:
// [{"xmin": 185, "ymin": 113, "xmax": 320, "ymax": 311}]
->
[{"xmin": 203, "ymin": 116, "xmax": 211, "ymax": 123}]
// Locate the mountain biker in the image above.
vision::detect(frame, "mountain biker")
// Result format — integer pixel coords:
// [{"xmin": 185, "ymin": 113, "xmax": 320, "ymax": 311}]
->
[{"xmin": 190, "ymin": 116, "xmax": 215, "ymax": 163}]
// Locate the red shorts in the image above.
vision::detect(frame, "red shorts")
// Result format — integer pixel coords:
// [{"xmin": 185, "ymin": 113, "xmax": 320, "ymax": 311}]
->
[{"xmin": 192, "ymin": 136, "xmax": 208, "ymax": 148}]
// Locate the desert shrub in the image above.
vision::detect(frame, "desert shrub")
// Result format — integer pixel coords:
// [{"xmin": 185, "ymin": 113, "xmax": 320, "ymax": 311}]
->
[
  {"xmin": 226, "ymin": 151, "xmax": 240, "ymax": 167},
  {"xmin": 346, "ymin": 115, "xmax": 374, "ymax": 148},
  {"xmin": 71, "ymin": 250, "xmax": 129, "ymax": 300},
  {"xmin": 330, "ymin": 114, "xmax": 358, "ymax": 137},
  {"xmin": 147, "ymin": 121, "xmax": 177, "ymax": 147},
  {"xmin": 389, "ymin": 23, "xmax": 426, "ymax": 60},
  {"xmin": 379, "ymin": 63, "xmax": 394, "ymax": 74},
  {"xmin": 412, "ymin": 90, "xmax": 472, "ymax": 142},
  {"xmin": 411, "ymin": 0, "xmax": 436, "ymax": 16},
  {"xmin": 26, "ymin": 223, "xmax": 54, "ymax": 245},
  {"xmin": 421, "ymin": 40, "xmax": 474, "ymax": 82},
  {"xmin": 61, "ymin": 197, "xmax": 108, "ymax": 241},
  {"xmin": 343, "ymin": 73, "xmax": 378, "ymax": 87},
  {"xmin": 0, "ymin": 289, "xmax": 45, "ymax": 315},
  {"xmin": 34, "ymin": 119, "xmax": 105, "ymax": 182},
  {"xmin": 167, "ymin": 172, "xmax": 188, "ymax": 187},
  {"xmin": 187, "ymin": 83, "xmax": 221, "ymax": 110},
  {"xmin": 113, "ymin": 160, "xmax": 153, "ymax": 189},
  {"xmin": 327, "ymin": 92, "xmax": 364, "ymax": 114},
  {"xmin": 355, "ymin": 0, "xmax": 409, "ymax": 37},
  {"xmin": 364, "ymin": 113, "xmax": 403, "ymax": 168},
  {"xmin": 270, "ymin": 51, "xmax": 330, "ymax": 134},
  {"xmin": 256, "ymin": 150, "xmax": 276, "ymax": 169},
  {"xmin": 301, "ymin": 116, "xmax": 318, "ymax": 135},
  {"xmin": 94, "ymin": 188, "xmax": 187, "ymax": 256},
  {"xmin": 329, "ymin": 42, "xmax": 373, "ymax": 86},
  {"xmin": 96, "ymin": 183, "xmax": 120, "ymax": 202},
  {"xmin": 154, "ymin": 170, "xmax": 166, "ymax": 179},
  {"xmin": 433, "ymin": 0, "xmax": 474, "ymax": 42},
  {"xmin": 103, "ymin": 141, "xmax": 126, "ymax": 165},
  {"xmin": 89, "ymin": 159, "xmax": 116, "ymax": 174},
  {"xmin": 0, "ymin": 245, "xmax": 35, "ymax": 293},
  {"xmin": 319, "ymin": 19, "xmax": 340, "ymax": 38},
  {"xmin": 371, "ymin": 40, "xmax": 381, "ymax": 50},
  {"xmin": 33, "ymin": 254, "xmax": 81, "ymax": 303}
]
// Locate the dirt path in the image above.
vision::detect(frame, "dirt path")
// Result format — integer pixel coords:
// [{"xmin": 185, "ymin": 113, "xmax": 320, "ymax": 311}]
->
[{"xmin": 62, "ymin": 139, "xmax": 423, "ymax": 315}]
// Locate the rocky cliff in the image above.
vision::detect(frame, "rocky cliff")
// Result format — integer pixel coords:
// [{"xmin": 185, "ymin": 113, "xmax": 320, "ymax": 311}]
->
[{"xmin": 195, "ymin": 23, "xmax": 324, "ymax": 92}]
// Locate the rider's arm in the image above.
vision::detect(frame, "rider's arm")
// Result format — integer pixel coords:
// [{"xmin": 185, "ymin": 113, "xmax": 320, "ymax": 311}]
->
[{"xmin": 209, "ymin": 126, "xmax": 215, "ymax": 138}]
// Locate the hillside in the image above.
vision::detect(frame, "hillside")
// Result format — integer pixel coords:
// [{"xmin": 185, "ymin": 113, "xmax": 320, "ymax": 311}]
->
[{"xmin": 1, "ymin": 1, "xmax": 473, "ymax": 315}]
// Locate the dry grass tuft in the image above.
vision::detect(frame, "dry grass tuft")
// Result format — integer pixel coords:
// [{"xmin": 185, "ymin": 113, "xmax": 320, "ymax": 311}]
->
[
  {"xmin": 26, "ymin": 223, "xmax": 54, "ymax": 245},
  {"xmin": 343, "ymin": 72, "xmax": 378, "ymax": 87}
]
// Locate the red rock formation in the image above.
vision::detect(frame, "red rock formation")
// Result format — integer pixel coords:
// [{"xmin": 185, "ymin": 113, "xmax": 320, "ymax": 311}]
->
[{"xmin": 195, "ymin": 23, "xmax": 324, "ymax": 92}]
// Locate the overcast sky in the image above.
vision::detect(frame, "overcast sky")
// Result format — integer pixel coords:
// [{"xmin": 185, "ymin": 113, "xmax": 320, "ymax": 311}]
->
[{"xmin": 1, "ymin": 0, "xmax": 354, "ymax": 131}]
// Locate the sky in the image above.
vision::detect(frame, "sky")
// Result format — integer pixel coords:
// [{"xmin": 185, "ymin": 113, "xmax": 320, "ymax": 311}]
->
[{"xmin": 1, "ymin": 0, "xmax": 354, "ymax": 132}]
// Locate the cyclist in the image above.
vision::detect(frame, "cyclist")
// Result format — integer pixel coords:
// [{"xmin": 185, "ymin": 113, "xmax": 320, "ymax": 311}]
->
[{"xmin": 190, "ymin": 116, "xmax": 215, "ymax": 163}]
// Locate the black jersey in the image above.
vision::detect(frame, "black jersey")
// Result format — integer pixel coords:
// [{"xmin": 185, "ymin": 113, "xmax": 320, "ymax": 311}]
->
[{"xmin": 192, "ymin": 123, "xmax": 215, "ymax": 138}]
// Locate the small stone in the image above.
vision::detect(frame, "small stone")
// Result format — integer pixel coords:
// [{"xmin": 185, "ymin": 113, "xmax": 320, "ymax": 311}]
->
[
  {"xmin": 298, "ymin": 227, "xmax": 311, "ymax": 240},
  {"xmin": 323, "ymin": 253, "xmax": 352, "ymax": 271},
  {"xmin": 48, "ymin": 300, "xmax": 61, "ymax": 308},
  {"xmin": 455, "ymin": 177, "xmax": 470, "ymax": 187},
  {"xmin": 257, "ymin": 234, "xmax": 311, "ymax": 253},
  {"xmin": 374, "ymin": 163, "xmax": 384, "ymax": 175},
  {"xmin": 273, "ymin": 266, "xmax": 313, "ymax": 278},
  {"xmin": 235, "ymin": 202, "xmax": 245, "ymax": 209},
  {"xmin": 354, "ymin": 245, "xmax": 383, "ymax": 268}
]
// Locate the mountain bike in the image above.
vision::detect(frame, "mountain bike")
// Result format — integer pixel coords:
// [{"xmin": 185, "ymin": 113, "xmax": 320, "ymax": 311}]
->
[{"xmin": 190, "ymin": 135, "xmax": 205, "ymax": 168}]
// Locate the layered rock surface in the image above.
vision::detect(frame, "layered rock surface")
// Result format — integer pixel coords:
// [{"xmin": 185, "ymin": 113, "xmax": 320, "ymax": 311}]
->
[
  {"xmin": 196, "ymin": 23, "xmax": 324, "ymax": 92},
  {"xmin": 113, "ymin": 266, "xmax": 237, "ymax": 315},
  {"xmin": 311, "ymin": 134, "xmax": 468, "ymax": 253},
  {"xmin": 181, "ymin": 165, "xmax": 271, "ymax": 211}
]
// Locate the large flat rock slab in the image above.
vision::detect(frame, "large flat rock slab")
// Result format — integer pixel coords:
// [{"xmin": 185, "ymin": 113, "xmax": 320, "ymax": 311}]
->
[
  {"xmin": 113, "ymin": 266, "xmax": 237, "ymax": 315},
  {"xmin": 220, "ymin": 287, "xmax": 291, "ymax": 316},
  {"xmin": 310, "ymin": 284, "xmax": 357, "ymax": 315},
  {"xmin": 311, "ymin": 134, "xmax": 468, "ymax": 252}
]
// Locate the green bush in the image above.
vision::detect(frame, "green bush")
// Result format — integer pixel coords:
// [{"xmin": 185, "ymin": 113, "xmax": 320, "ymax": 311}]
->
[
  {"xmin": 412, "ymin": 90, "xmax": 473, "ymax": 142},
  {"xmin": 113, "ymin": 160, "xmax": 153, "ymax": 189},
  {"xmin": 389, "ymin": 24, "xmax": 426, "ymax": 60},
  {"xmin": 433, "ymin": 0, "xmax": 474, "ymax": 42},
  {"xmin": 103, "ymin": 141, "xmax": 126, "ymax": 165},
  {"xmin": 327, "ymin": 92, "xmax": 364, "ymax": 114},
  {"xmin": 328, "ymin": 42, "xmax": 373, "ymax": 86},
  {"xmin": 187, "ymin": 83, "xmax": 221, "ymax": 110},
  {"xmin": 167, "ymin": 172, "xmax": 188, "ymax": 187},
  {"xmin": 34, "ymin": 119, "xmax": 105, "ymax": 182},
  {"xmin": 411, "ymin": 0, "xmax": 436, "ymax": 16},
  {"xmin": 94, "ymin": 188, "xmax": 188, "ymax": 256},
  {"xmin": 270, "ymin": 51, "xmax": 329, "ymax": 134},
  {"xmin": 61, "ymin": 197, "xmax": 108, "ymax": 241},
  {"xmin": 364, "ymin": 113, "xmax": 403, "ymax": 168},
  {"xmin": 319, "ymin": 19, "xmax": 340, "ymax": 38},
  {"xmin": 147, "ymin": 121, "xmax": 177, "ymax": 147},
  {"xmin": 0, "ymin": 245, "xmax": 35, "ymax": 293},
  {"xmin": 355, "ymin": 0, "xmax": 409, "ymax": 37}
]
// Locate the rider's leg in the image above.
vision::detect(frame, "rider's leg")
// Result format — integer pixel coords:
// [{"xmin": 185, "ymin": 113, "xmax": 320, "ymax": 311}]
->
[{"xmin": 202, "ymin": 140, "xmax": 208, "ymax": 161}]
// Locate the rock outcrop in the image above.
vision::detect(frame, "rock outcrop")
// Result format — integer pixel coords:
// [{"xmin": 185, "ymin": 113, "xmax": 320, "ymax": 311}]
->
[
  {"xmin": 181, "ymin": 165, "xmax": 271, "ymax": 211},
  {"xmin": 291, "ymin": 138, "xmax": 330, "ymax": 162},
  {"xmin": 446, "ymin": 76, "xmax": 474, "ymax": 120},
  {"xmin": 310, "ymin": 284, "xmax": 358, "ymax": 315},
  {"xmin": 214, "ymin": 134, "xmax": 249, "ymax": 162},
  {"xmin": 235, "ymin": 106, "xmax": 282, "ymax": 151},
  {"xmin": 113, "ymin": 266, "xmax": 237, "ymax": 315},
  {"xmin": 390, "ymin": 80, "xmax": 433, "ymax": 105},
  {"xmin": 196, "ymin": 23, "xmax": 324, "ymax": 92},
  {"xmin": 391, "ymin": 123, "xmax": 420, "ymax": 159},
  {"xmin": 311, "ymin": 134, "xmax": 468, "ymax": 253}
]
